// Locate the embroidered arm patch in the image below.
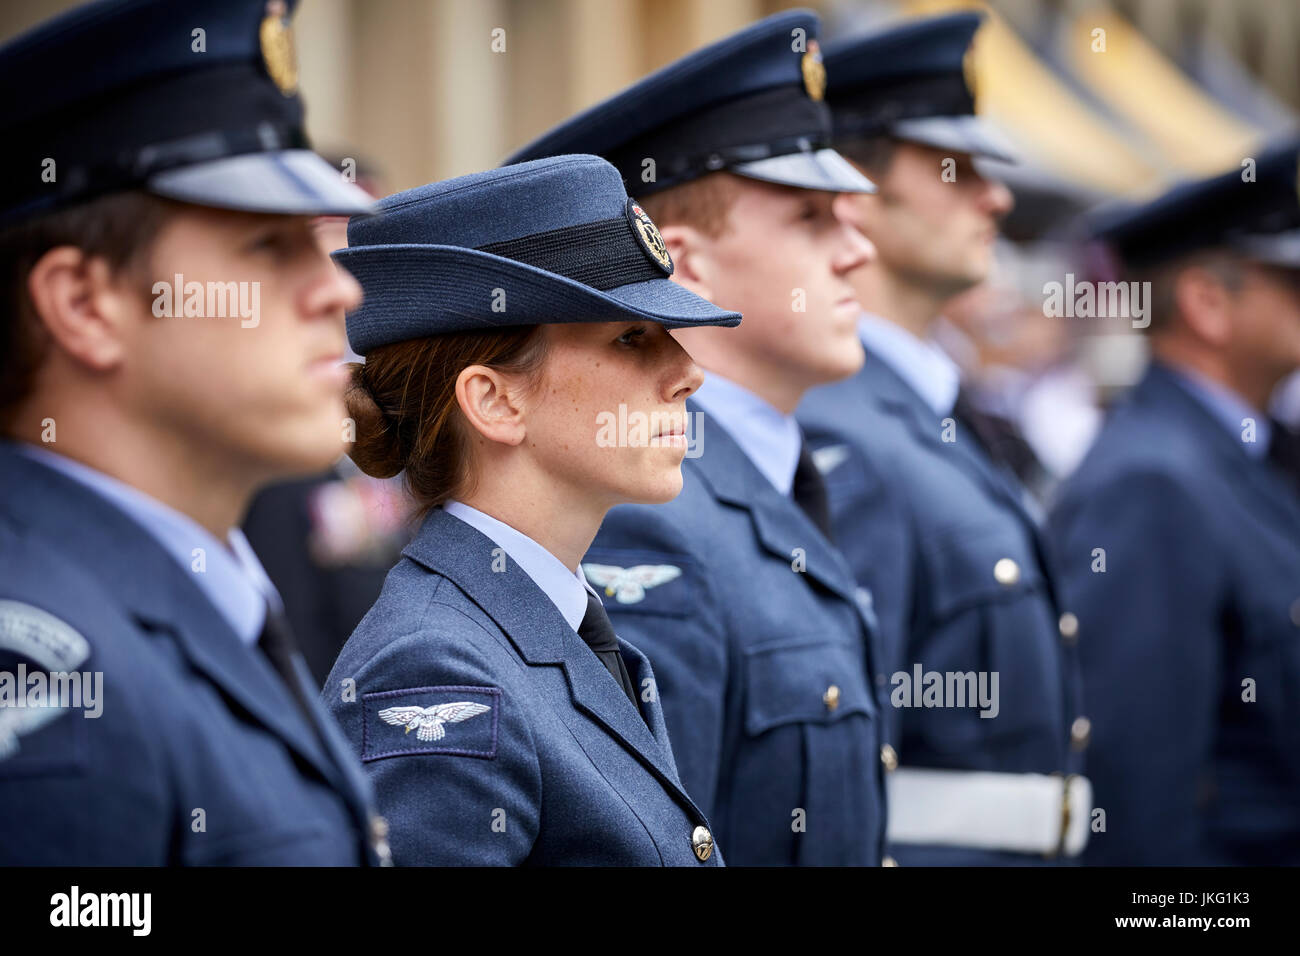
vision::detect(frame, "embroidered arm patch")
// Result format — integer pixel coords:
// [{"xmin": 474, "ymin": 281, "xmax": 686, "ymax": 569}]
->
[{"xmin": 361, "ymin": 685, "xmax": 500, "ymax": 762}]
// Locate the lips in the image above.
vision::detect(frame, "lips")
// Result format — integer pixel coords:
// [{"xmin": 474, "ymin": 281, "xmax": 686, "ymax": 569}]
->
[{"xmin": 307, "ymin": 354, "xmax": 350, "ymax": 387}]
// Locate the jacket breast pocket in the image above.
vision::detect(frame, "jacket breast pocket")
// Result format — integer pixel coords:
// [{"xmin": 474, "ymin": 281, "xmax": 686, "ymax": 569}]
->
[
  {"xmin": 742, "ymin": 637, "xmax": 876, "ymax": 734},
  {"xmin": 924, "ymin": 522, "xmax": 1049, "ymax": 623},
  {"xmin": 738, "ymin": 637, "xmax": 882, "ymax": 865},
  {"xmin": 911, "ymin": 523, "xmax": 1064, "ymax": 755}
]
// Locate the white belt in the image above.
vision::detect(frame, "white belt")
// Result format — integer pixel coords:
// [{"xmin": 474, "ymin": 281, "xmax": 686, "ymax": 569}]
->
[{"xmin": 886, "ymin": 767, "xmax": 1092, "ymax": 857}]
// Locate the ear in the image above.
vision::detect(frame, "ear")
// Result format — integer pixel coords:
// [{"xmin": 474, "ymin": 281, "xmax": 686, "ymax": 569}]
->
[
  {"xmin": 1173, "ymin": 266, "xmax": 1233, "ymax": 347},
  {"xmin": 454, "ymin": 364, "xmax": 528, "ymax": 447},
  {"xmin": 26, "ymin": 247, "xmax": 134, "ymax": 372},
  {"xmin": 658, "ymin": 223, "xmax": 715, "ymax": 303}
]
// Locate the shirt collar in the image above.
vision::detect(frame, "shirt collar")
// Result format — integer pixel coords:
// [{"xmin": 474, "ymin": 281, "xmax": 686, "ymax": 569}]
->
[
  {"xmin": 1164, "ymin": 364, "xmax": 1272, "ymax": 460},
  {"xmin": 689, "ymin": 372, "xmax": 804, "ymax": 495},
  {"xmin": 857, "ymin": 312, "xmax": 962, "ymax": 416},
  {"xmin": 442, "ymin": 500, "xmax": 596, "ymax": 633},
  {"xmin": 14, "ymin": 444, "xmax": 277, "ymax": 645}
]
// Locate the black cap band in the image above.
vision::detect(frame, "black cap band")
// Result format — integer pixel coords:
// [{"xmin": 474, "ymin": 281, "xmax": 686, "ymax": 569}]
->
[
  {"xmin": 605, "ymin": 85, "xmax": 831, "ymax": 195},
  {"xmin": 478, "ymin": 199, "xmax": 672, "ymax": 290},
  {"xmin": 1, "ymin": 62, "xmax": 306, "ymax": 223},
  {"xmin": 831, "ymin": 72, "xmax": 974, "ymax": 142}
]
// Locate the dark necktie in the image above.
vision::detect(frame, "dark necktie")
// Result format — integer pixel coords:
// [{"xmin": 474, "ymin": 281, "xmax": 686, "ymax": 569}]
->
[
  {"xmin": 792, "ymin": 439, "xmax": 833, "ymax": 538},
  {"xmin": 1267, "ymin": 418, "xmax": 1300, "ymax": 497},
  {"xmin": 257, "ymin": 605, "xmax": 318, "ymax": 726},
  {"xmin": 951, "ymin": 386, "xmax": 1045, "ymax": 490},
  {"xmin": 578, "ymin": 592, "xmax": 643, "ymax": 718}
]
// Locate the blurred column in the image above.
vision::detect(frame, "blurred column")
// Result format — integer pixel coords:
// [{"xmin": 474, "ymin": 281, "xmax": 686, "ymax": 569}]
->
[
  {"xmin": 348, "ymin": 0, "xmax": 441, "ymax": 192},
  {"xmin": 296, "ymin": 0, "xmax": 355, "ymax": 157},
  {"xmin": 641, "ymin": 0, "xmax": 763, "ymax": 71}
]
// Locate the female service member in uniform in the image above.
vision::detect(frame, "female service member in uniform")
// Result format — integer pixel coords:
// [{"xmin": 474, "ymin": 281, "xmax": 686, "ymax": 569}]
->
[{"xmin": 322, "ymin": 155, "xmax": 740, "ymax": 865}]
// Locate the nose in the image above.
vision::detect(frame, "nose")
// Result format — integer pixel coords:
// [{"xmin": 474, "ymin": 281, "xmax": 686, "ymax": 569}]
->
[
  {"xmin": 977, "ymin": 175, "xmax": 1015, "ymax": 220},
  {"xmin": 308, "ymin": 250, "xmax": 364, "ymax": 318},
  {"xmin": 663, "ymin": 334, "xmax": 705, "ymax": 402},
  {"xmin": 831, "ymin": 215, "xmax": 876, "ymax": 275}
]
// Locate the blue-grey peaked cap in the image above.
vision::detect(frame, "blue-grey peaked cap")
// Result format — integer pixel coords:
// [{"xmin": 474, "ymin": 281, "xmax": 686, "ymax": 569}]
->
[
  {"xmin": 335, "ymin": 155, "xmax": 742, "ymax": 355},
  {"xmin": 504, "ymin": 10, "xmax": 875, "ymax": 197}
]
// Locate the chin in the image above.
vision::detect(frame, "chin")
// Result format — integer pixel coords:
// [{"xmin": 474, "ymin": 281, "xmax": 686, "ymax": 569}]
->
[
  {"xmin": 628, "ymin": 467, "xmax": 685, "ymax": 505},
  {"xmin": 813, "ymin": 344, "xmax": 866, "ymax": 386},
  {"xmin": 264, "ymin": 421, "xmax": 347, "ymax": 478}
]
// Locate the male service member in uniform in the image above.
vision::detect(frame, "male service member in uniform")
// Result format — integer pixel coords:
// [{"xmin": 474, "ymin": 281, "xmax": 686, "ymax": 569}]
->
[
  {"xmin": 0, "ymin": 0, "xmax": 389, "ymax": 865},
  {"xmin": 1051, "ymin": 139, "xmax": 1300, "ymax": 865},
  {"xmin": 798, "ymin": 13, "xmax": 1090, "ymax": 865},
  {"xmin": 508, "ymin": 11, "xmax": 888, "ymax": 865}
]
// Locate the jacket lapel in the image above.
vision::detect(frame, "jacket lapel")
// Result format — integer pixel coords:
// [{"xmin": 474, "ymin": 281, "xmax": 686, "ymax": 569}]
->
[
  {"xmin": 402, "ymin": 510, "xmax": 703, "ymax": 817},
  {"xmin": 1141, "ymin": 364, "xmax": 1300, "ymax": 533},
  {"xmin": 0, "ymin": 447, "xmax": 371, "ymax": 815},
  {"xmin": 686, "ymin": 403, "xmax": 863, "ymax": 609},
  {"xmin": 863, "ymin": 349, "xmax": 1040, "ymax": 525},
  {"xmin": 619, "ymin": 639, "xmax": 677, "ymax": 756}
]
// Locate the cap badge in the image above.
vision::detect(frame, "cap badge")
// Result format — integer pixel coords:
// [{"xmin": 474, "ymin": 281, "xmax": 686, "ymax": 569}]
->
[
  {"xmin": 802, "ymin": 39, "xmax": 826, "ymax": 102},
  {"xmin": 260, "ymin": 0, "xmax": 299, "ymax": 97},
  {"xmin": 627, "ymin": 200, "xmax": 673, "ymax": 274}
]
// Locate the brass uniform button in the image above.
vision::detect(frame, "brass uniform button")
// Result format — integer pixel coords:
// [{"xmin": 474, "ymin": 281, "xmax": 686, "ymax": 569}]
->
[
  {"xmin": 369, "ymin": 814, "xmax": 393, "ymax": 867},
  {"xmin": 1290, "ymin": 598, "xmax": 1300, "ymax": 627},
  {"xmin": 691, "ymin": 825, "xmax": 714, "ymax": 862},
  {"xmin": 1070, "ymin": 716, "xmax": 1092, "ymax": 751},
  {"xmin": 1058, "ymin": 612, "xmax": 1079, "ymax": 644},
  {"xmin": 823, "ymin": 684, "xmax": 840, "ymax": 712},
  {"xmin": 882, "ymin": 855, "xmax": 898, "ymax": 867},
  {"xmin": 993, "ymin": 558, "xmax": 1020, "ymax": 586},
  {"xmin": 880, "ymin": 743, "xmax": 899, "ymax": 773}
]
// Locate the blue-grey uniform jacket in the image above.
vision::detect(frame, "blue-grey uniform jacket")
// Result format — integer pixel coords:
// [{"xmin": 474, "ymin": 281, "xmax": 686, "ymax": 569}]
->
[
  {"xmin": 1049, "ymin": 362, "xmax": 1300, "ymax": 865},
  {"xmin": 582, "ymin": 404, "xmax": 887, "ymax": 866},
  {"xmin": 799, "ymin": 347, "xmax": 1085, "ymax": 865},
  {"xmin": 323, "ymin": 507, "xmax": 722, "ymax": 866},
  {"xmin": 0, "ymin": 446, "xmax": 382, "ymax": 865}
]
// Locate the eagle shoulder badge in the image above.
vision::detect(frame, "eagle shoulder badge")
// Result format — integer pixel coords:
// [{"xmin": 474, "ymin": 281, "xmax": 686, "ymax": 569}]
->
[
  {"xmin": 379, "ymin": 701, "xmax": 490, "ymax": 742},
  {"xmin": 801, "ymin": 39, "xmax": 826, "ymax": 102},
  {"xmin": 583, "ymin": 563, "xmax": 681, "ymax": 605},
  {"xmin": 259, "ymin": 0, "xmax": 299, "ymax": 96},
  {"xmin": 627, "ymin": 199, "xmax": 673, "ymax": 274},
  {"xmin": 362, "ymin": 685, "xmax": 500, "ymax": 761},
  {"xmin": 0, "ymin": 600, "xmax": 91, "ymax": 760}
]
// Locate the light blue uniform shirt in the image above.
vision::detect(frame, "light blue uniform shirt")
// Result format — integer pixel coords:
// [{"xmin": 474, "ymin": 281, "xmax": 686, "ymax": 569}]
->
[
  {"xmin": 856, "ymin": 312, "xmax": 961, "ymax": 417},
  {"xmin": 1167, "ymin": 365, "xmax": 1271, "ymax": 460},
  {"xmin": 442, "ymin": 499, "xmax": 599, "ymax": 632},
  {"xmin": 690, "ymin": 372, "xmax": 803, "ymax": 495},
  {"xmin": 13, "ymin": 442, "xmax": 278, "ymax": 645}
]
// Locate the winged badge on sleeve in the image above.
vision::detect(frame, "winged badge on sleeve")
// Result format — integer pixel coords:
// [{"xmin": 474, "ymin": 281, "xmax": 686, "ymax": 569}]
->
[{"xmin": 378, "ymin": 702, "xmax": 491, "ymax": 742}]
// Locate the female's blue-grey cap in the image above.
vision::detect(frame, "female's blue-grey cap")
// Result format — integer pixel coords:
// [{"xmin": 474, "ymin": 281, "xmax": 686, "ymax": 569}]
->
[{"xmin": 334, "ymin": 155, "xmax": 742, "ymax": 355}]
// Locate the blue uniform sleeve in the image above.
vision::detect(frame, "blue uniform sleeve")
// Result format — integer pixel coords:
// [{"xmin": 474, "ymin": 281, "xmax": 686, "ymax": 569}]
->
[
  {"xmin": 324, "ymin": 605, "xmax": 543, "ymax": 866},
  {"xmin": 584, "ymin": 504, "xmax": 730, "ymax": 821},
  {"xmin": 1049, "ymin": 469, "xmax": 1222, "ymax": 864}
]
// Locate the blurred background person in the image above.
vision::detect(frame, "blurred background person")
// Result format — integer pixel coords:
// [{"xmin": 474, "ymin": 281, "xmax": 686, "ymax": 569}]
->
[{"xmin": 1049, "ymin": 140, "xmax": 1300, "ymax": 865}]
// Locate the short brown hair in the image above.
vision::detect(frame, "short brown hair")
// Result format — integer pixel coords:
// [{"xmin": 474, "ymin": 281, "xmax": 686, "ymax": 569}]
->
[
  {"xmin": 0, "ymin": 191, "xmax": 177, "ymax": 430},
  {"xmin": 636, "ymin": 170, "xmax": 741, "ymax": 238},
  {"xmin": 1145, "ymin": 251, "xmax": 1245, "ymax": 334},
  {"xmin": 345, "ymin": 327, "xmax": 551, "ymax": 517}
]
